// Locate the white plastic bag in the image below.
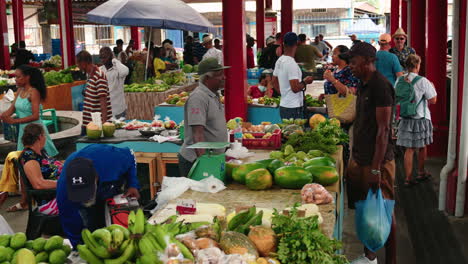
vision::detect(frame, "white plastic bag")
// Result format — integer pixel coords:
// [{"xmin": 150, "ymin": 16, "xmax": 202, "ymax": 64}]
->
[
  {"xmin": 0, "ymin": 89, "xmax": 14, "ymax": 114},
  {"xmin": 152, "ymin": 176, "xmax": 226, "ymax": 213},
  {"xmin": 0, "ymin": 214, "xmax": 14, "ymax": 235}
]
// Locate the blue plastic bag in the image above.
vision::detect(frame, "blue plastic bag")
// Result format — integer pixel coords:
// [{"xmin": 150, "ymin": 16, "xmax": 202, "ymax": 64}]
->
[{"xmin": 355, "ymin": 188, "xmax": 395, "ymax": 252}]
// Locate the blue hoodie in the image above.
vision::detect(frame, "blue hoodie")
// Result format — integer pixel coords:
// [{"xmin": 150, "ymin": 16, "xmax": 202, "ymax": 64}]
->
[{"xmin": 56, "ymin": 144, "xmax": 140, "ymax": 247}]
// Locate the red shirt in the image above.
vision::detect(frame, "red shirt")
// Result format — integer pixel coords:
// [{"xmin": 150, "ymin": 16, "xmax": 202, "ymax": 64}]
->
[
  {"xmin": 247, "ymin": 46, "xmax": 255, "ymax": 69},
  {"xmin": 249, "ymin": 86, "xmax": 264, "ymax": 98}
]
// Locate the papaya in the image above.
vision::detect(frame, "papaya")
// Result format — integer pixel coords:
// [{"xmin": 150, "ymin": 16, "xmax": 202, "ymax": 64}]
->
[
  {"xmin": 32, "ymin": 237, "xmax": 46, "ymax": 252},
  {"xmin": 0, "ymin": 247, "xmax": 10, "ymax": 262},
  {"xmin": 256, "ymin": 159, "xmax": 274, "ymax": 167},
  {"xmin": 303, "ymin": 157, "xmax": 336, "ymax": 168},
  {"xmin": 16, "ymin": 249, "xmax": 35, "ymax": 264},
  {"xmin": 307, "ymin": 166, "xmax": 339, "ymax": 186},
  {"xmin": 44, "ymin": 236, "xmax": 64, "ymax": 252},
  {"xmin": 245, "ymin": 169, "xmax": 273, "ymax": 190},
  {"xmin": 35, "ymin": 252, "xmax": 48, "ymax": 263},
  {"xmin": 267, "ymin": 160, "xmax": 284, "ymax": 174},
  {"xmin": 0, "ymin": 235, "xmax": 10, "ymax": 247},
  {"xmin": 225, "ymin": 162, "xmax": 241, "ymax": 183},
  {"xmin": 9, "ymin": 233, "xmax": 26, "ymax": 250},
  {"xmin": 274, "ymin": 166, "xmax": 313, "ymax": 189},
  {"xmin": 49, "ymin": 249, "xmax": 67, "ymax": 264},
  {"xmin": 232, "ymin": 162, "xmax": 266, "ymax": 184}
]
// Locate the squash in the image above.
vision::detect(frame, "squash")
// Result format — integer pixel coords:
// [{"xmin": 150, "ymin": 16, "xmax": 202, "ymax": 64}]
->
[{"xmin": 219, "ymin": 231, "xmax": 259, "ymax": 258}]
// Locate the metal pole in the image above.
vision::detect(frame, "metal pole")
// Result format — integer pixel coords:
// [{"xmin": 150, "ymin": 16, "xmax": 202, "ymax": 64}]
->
[{"xmin": 145, "ymin": 27, "xmax": 152, "ymax": 81}]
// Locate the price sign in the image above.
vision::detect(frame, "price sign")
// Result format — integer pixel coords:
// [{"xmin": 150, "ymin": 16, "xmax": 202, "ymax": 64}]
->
[{"xmin": 176, "ymin": 199, "xmax": 197, "ymax": 215}]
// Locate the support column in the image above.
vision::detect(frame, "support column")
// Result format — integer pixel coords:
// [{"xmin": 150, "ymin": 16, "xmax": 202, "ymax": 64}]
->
[
  {"xmin": 281, "ymin": 0, "xmax": 292, "ymax": 34},
  {"xmin": 256, "ymin": 0, "xmax": 265, "ymax": 49},
  {"xmin": 41, "ymin": 25, "xmax": 52, "ymax": 54},
  {"xmin": 391, "ymin": 0, "xmax": 400, "ymax": 35},
  {"xmin": 131, "ymin": 27, "xmax": 141, "ymax": 50},
  {"xmin": 401, "ymin": 0, "xmax": 408, "ymax": 33},
  {"xmin": 426, "ymin": 0, "xmax": 448, "ymax": 156},
  {"xmin": 57, "ymin": 0, "xmax": 75, "ymax": 68},
  {"xmin": 12, "ymin": 0, "xmax": 24, "ymax": 44},
  {"xmin": 222, "ymin": 0, "xmax": 247, "ymax": 120},
  {"xmin": 0, "ymin": 0, "xmax": 10, "ymax": 69},
  {"xmin": 266, "ymin": 0, "xmax": 272, "ymax": 9},
  {"xmin": 410, "ymin": 0, "xmax": 426, "ymax": 74}
]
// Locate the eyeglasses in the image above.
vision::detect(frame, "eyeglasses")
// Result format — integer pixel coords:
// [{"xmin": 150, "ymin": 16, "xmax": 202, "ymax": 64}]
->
[{"xmin": 395, "ymin": 38, "xmax": 405, "ymax": 40}]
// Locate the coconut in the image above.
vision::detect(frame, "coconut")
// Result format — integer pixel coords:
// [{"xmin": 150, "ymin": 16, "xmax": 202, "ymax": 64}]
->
[
  {"xmin": 86, "ymin": 122, "xmax": 102, "ymax": 139},
  {"xmin": 247, "ymin": 226, "xmax": 277, "ymax": 257},
  {"xmin": 102, "ymin": 122, "xmax": 116, "ymax": 137}
]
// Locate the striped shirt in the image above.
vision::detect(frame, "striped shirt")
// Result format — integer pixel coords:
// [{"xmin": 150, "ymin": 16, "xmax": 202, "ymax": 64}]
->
[{"xmin": 82, "ymin": 67, "xmax": 113, "ymax": 127}]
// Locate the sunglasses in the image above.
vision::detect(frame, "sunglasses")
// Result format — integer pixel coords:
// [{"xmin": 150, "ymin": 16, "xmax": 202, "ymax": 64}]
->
[{"xmin": 395, "ymin": 38, "xmax": 405, "ymax": 40}]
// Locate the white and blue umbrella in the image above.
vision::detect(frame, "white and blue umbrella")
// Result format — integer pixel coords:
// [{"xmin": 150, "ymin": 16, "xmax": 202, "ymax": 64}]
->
[{"xmin": 87, "ymin": 0, "xmax": 216, "ymax": 33}]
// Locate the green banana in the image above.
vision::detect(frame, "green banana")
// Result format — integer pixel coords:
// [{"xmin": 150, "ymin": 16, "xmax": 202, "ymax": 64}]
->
[
  {"xmin": 82, "ymin": 229, "xmax": 112, "ymax": 259},
  {"xmin": 119, "ymin": 239, "xmax": 130, "ymax": 254},
  {"xmin": 107, "ymin": 224, "xmax": 130, "ymax": 240},
  {"xmin": 236, "ymin": 210, "xmax": 264, "ymax": 235},
  {"xmin": 77, "ymin": 244, "xmax": 104, "ymax": 264},
  {"xmin": 145, "ymin": 223, "xmax": 156, "ymax": 234},
  {"xmin": 170, "ymin": 239, "xmax": 194, "ymax": 261},
  {"xmin": 104, "ymin": 240, "xmax": 135, "ymax": 264},
  {"xmin": 163, "ymin": 215, "xmax": 178, "ymax": 224},
  {"xmin": 140, "ymin": 255, "xmax": 162, "ymax": 264},
  {"xmin": 146, "ymin": 233, "xmax": 163, "ymax": 252},
  {"xmin": 228, "ymin": 207, "xmax": 256, "ymax": 231},
  {"xmin": 134, "ymin": 209, "xmax": 145, "ymax": 234},
  {"xmin": 188, "ymin": 221, "xmax": 211, "ymax": 231},
  {"xmin": 127, "ymin": 211, "xmax": 136, "ymax": 234},
  {"xmin": 93, "ymin": 229, "xmax": 112, "ymax": 248},
  {"xmin": 111, "ymin": 228, "xmax": 124, "ymax": 249},
  {"xmin": 151, "ymin": 225, "xmax": 169, "ymax": 249},
  {"xmin": 138, "ymin": 236, "xmax": 160, "ymax": 257}
]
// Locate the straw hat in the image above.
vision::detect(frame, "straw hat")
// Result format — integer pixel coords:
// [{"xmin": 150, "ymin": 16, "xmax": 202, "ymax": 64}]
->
[
  {"xmin": 202, "ymin": 35, "xmax": 213, "ymax": 45},
  {"xmin": 392, "ymin": 27, "xmax": 407, "ymax": 38}
]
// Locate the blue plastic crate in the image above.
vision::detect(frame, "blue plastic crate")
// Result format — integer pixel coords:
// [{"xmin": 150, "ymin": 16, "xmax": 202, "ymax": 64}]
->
[
  {"xmin": 2, "ymin": 122, "xmax": 19, "ymax": 142},
  {"xmin": 247, "ymin": 68, "xmax": 264, "ymax": 79}
]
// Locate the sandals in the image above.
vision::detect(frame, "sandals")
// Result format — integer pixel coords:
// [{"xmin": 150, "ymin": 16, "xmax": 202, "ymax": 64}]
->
[
  {"xmin": 404, "ymin": 179, "xmax": 418, "ymax": 187},
  {"xmin": 416, "ymin": 172, "xmax": 432, "ymax": 182},
  {"xmin": 6, "ymin": 202, "xmax": 28, "ymax": 213}
]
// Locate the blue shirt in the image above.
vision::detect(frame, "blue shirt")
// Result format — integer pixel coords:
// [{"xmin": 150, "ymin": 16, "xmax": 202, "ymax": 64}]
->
[
  {"xmin": 375, "ymin": 50, "xmax": 402, "ymax": 86},
  {"xmin": 56, "ymin": 144, "xmax": 139, "ymax": 247}
]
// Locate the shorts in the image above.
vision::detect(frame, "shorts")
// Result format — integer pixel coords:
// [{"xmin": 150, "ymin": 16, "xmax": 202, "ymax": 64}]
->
[{"xmin": 346, "ymin": 159, "xmax": 395, "ymax": 209}]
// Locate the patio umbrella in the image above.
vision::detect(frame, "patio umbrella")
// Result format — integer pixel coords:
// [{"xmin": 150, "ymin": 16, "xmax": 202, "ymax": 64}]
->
[{"xmin": 87, "ymin": 0, "xmax": 216, "ymax": 79}]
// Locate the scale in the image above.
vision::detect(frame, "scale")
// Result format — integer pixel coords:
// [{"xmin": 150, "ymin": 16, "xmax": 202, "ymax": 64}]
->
[{"xmin": 187, "ymin": 142, "xmax": 231, "ymax": 182}]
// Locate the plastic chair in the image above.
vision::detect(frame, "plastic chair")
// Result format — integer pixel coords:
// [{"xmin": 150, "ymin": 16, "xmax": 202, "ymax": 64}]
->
[
  {"xmin": 12, "ymin": 158, "xmax": 63, "ymax": 240},
  {"xmin": 40, "ymin": 105, "xmax": 59, "ymax": 133}
]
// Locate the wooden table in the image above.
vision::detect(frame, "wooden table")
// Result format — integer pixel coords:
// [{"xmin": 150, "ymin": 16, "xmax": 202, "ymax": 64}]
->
[
  {"xmin": 149, "ymin": 184, "xmax": 336, "ymax": 238},
  {"xmin": 125, "ymin": 83, "xmax": 197, "ymax": 120}
]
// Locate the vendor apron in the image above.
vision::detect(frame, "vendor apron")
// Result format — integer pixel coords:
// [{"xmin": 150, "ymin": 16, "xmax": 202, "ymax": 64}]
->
[{"xmin": 78, "ymin": 180, "xmax": 125, "ymax": 231}]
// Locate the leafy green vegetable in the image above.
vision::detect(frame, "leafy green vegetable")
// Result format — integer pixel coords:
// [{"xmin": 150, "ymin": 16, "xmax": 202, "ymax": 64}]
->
[
  {"xmin": 283, "ymin": 130, "xmax": 338, "ymax": 154},
  {"xmin": 272, "ymin": 204, "xmax": 348, "ymax": 264},
  {"xmin": 314, "ymin": 120, "xmax": 349, "ymax": 145}
]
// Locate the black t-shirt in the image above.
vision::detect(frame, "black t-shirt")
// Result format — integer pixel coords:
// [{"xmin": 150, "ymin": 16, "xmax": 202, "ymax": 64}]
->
[
  {"xmin": 14, "ymin": 49, "xmax": 35, "ymax": 68},
  {"xmin": 183, "ymin": 43, "xmax": 194, "ymax": 65},
  {"xmin": 352, "ymin": 71, "xmax": 395, "ymax": 166},
  {"xmin": 259, "ymin": 44, "xmax": 280, "ymax": 69}
]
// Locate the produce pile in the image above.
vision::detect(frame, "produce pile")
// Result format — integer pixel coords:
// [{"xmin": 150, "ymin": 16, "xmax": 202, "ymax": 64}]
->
[
  {"xmin": 158, "ymin": 72, "xmax": 187, "ymax": 86},
  {"xmin": 256, "ymin": 97, "xmax": 280, "ymax": 106},
  {"xmin": 78, "ymin": 204, "xmax": 346, "ymax": 264},
  {"xmin": 0, "ymin": 232, "xmax": 71, "ymax": 264},
  {"xmin": 305, "ymin": 94, "xmax": 325, "ymax": 107},
  {"xmin": 0, "ymin": 77, "xmax": 15, "ymax": 87},
  {"xmin": 43, "ymin": 70, "xmax": 74, "ymax": 86},
  {"xmin": 86, "ymin": 122, "xmax": 117, "ymax": 139},
  {"xmin": 124, "ymin": 82, "xmax": 171, "ymax": 93},
  {"xmin": 181, "ymin": 64, "xmax": 199, "ymax": 74},
  {"xmin": 164, "ymin": 92, "xmax": 189, "ymax": 105}
]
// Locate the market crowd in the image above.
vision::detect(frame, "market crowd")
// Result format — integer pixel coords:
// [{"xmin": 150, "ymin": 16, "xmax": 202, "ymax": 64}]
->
[{"xmin": 0, "ymin": 27, "xmax": 437, "ymax": 264}]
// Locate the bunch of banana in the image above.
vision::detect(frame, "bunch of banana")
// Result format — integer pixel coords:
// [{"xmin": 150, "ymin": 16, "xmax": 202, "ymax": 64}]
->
[
  {"xmin": 78, "ymin": 209, "xmax": 204, "ymax": 264},
  {"xmin": 227, "ymin": 207, "xmax": 264, "ymax": 235}
]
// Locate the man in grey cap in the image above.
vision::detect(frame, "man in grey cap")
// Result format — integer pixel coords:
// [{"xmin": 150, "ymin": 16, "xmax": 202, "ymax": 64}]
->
[{"xmin": 178, "ymin": 58, "xmax": 230, "ymax": 177}]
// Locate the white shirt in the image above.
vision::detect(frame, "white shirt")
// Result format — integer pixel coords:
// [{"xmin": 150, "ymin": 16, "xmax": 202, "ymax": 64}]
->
[
  {"xmin": 273, "ymin": 55, "xmax": 303, "ymax": 108},
  {"xmin": 395, "ymin": 72, "xmax": 437, "ymax": 120},
  {"xmin": 100, "ymin": 59, "xmax": 129, "ymax": 116},
  {"xmin": 202, "ymin": 47, "xmax": 224, "ymax": 65}
]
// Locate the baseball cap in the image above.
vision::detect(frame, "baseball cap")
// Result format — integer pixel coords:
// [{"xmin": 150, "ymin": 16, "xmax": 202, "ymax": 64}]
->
[
  {"xmin": 347, "ymin": 41, "xmax": 377, "ymax": 58},
  {"xmin": 283, "ymin": 32, "xmax": 298, "ymax": 46},
  {"xmin": 66, "ymin": 157, "xmax": 98, "ymax": 203},
  {"xmin": 378, "ymin": 33, "xmax": 392, "ymax": 44},
  {"xmin": 198, "ymin": 58, "xmax": 230, "ymax": 75},
  {"xmin": 349, "ymin": 34, "xmax": 357, "ymax": 38}
]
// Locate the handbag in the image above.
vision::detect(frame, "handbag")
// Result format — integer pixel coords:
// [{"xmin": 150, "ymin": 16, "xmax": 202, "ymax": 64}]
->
[{"xmin": 325, "ymin": 92, "xmax": 356, "ymax": 124}]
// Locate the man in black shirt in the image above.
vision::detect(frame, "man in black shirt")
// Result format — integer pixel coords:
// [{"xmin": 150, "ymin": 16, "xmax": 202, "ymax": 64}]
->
[
  {"xmin": 346, "ymin": 42, "xmax": 396, "ymax": 264},
  {"xmin": 258, "ymin": 36, "xmax": 279, "ymax": 69},
  {"xmin": 14, "ymin": 41, "xmax": 35, "ymax": 69},
  {"xmin": 183, "ymin": 36, "xmax": 195, "ymax": 65}
]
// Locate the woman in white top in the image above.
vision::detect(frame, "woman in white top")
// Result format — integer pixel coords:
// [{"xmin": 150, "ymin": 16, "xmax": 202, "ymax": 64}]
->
[{"xmin": 396, "ymin": 54, "xmax": 437, "ymax": 186}]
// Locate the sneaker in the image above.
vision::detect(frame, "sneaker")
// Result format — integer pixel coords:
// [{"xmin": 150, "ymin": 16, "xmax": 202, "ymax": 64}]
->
[{"xmin": 351, "ymin": 254, "xmax": 377, "ymax": 264}]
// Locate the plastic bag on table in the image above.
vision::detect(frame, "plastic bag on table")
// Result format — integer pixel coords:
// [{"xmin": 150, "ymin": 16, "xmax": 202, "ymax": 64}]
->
[
  {"xmin": 0, "ymin": 214, "xmax": 14, "ymax": 235},
  {"xmin": 152, "ymin": 176, "xmax": 226, "ymax": 213},
  {"xmin": 355, "ymin": 188, "xmax": 395, "ymax": 252},
  {"xmin": 301, "ymin": 183, "xmax": 334, "ymax": 204},
  {"xmin": 0, "ymin": 89, "xmax": 14, "ymax": 114}
]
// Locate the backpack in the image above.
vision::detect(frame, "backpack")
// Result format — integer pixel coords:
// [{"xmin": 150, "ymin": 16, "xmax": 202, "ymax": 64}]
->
[{"xmin": 395, "ymin": 75, "xmax": 424, "ymax": 118}]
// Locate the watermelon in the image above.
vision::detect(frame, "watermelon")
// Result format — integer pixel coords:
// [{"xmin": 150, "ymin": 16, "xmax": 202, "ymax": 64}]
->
[
  {"xmin": 245, "ymin": 169, "xmax": 273, "ymax": 190},
  {"xmin": 267, "ymin": 159, "xmax": 285, "ymax": 174},
  {"xmin": 256, "ymin": 159, "xmax": 274, "ymax": 167},
  {"xmin": 274, "ymin": 166, "xmax": 313, "ymax": 189},
  {"xmin": 306, "ymin": 166, "xmax": 339, "ymax": 186},
  {"xmin": 226, "ymin": 162, "xmax": 242, "ymax": 183},
  {"xmin": 303, "ymin": 157, "xmax": 336, "ymax": 168},
  {"xmin": 232, "ymin": 162, "xmax": 267, "ymax": 184}
]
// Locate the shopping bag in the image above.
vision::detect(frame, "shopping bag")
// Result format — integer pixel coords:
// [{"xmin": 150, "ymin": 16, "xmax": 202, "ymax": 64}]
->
[
  {"xmin": 325, "ymin": 92, "xmax": 356, "ymax": 124},
  {"xmin": 355, "ymin": 188, "xmax": 395, "ymax": 252},
  {"xmin": 0, "ymin": 89, "xmax": 14, "ymax": 113}
]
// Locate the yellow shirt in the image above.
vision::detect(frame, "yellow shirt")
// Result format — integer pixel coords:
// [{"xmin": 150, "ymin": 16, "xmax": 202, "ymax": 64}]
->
[{"xmin": 154, "ymin": 58, "xmax": 166, "ymax": 78}]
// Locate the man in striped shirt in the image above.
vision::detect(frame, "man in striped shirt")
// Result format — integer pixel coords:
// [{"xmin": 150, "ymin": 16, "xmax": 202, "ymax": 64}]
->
[{"xmin": 76, "ymin": 51, "xmax": 113, "ymax": 134}]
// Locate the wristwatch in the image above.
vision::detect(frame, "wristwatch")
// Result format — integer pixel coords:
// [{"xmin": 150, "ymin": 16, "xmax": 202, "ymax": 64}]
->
[{"xmin": 371, "ymin": 169, "xmax": 381, "ymax": 175}]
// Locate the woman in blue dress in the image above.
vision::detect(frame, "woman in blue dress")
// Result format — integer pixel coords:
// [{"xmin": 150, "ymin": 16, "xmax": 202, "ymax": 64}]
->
[{"xmin": 1, "ymin": 65, "xmax": 58, "ymax": 157}]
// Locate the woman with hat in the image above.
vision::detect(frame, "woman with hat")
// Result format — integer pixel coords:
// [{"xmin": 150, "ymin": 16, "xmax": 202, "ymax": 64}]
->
[{"xmin": 390, "ymin": 28, "xmax": 416, "ymax": 70}]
